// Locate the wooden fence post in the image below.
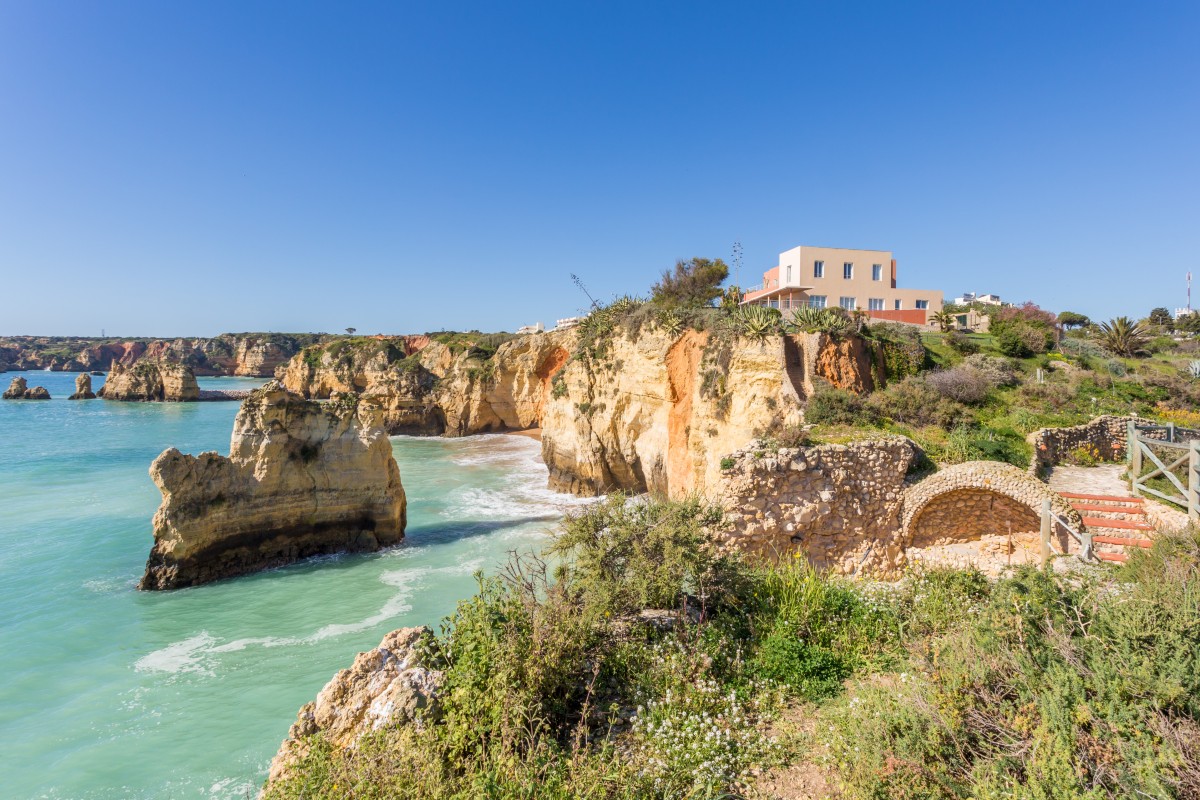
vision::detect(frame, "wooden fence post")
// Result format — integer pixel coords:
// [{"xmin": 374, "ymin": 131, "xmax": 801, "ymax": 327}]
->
[
  {"xmin": 1126, "ymin": 420, "xmax": 1137, "ymax": 465},
  {"xmin": 1040, "ymin": 499, "xmax": 1052, "ymax": 566},
  {"xmin": 1130, "ymin": 428, "xmax": 1143, "ymax": 496},
  {"xmin": 1189, "ymin": 441, "xmax": 1200, "ymax": 522}
]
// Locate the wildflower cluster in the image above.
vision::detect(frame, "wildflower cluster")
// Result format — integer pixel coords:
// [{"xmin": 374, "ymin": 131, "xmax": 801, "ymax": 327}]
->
[{"xmin": 630, "ymin": 679, "xmax": 775, "ymax": 795}]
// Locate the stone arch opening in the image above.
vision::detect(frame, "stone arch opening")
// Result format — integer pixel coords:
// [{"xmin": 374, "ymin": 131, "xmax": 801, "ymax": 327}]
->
[
  {"xmin": 900, "ymin": 461, "xmax": 1082, "ymax": 570},
  {"xmin": 908, "ymin": 487, "xmax": 1040, "ymax": 548}
]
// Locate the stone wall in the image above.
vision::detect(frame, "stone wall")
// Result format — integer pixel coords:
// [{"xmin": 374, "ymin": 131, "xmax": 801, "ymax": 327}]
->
[
  {"xmin": 1027, "ymin": 415, "xmax": 1135, "ymax": 473},
  {"xmin": 714, "ymin": 436, "xmax": 917, "ymax": 579},
  {"xmin": 715, "ymin": 441, "xmax": 1086, "ymax": 577}
]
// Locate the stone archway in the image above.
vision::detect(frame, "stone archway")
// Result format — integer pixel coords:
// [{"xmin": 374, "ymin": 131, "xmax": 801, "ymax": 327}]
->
[{"xmin": 901, "ymin": 462, "xmax": 1082, "ymax": 569}]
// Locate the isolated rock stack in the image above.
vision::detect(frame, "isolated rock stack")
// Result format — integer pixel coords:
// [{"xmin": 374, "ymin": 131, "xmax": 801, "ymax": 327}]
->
[
  {"xmin": 141, "ymin": 382, "xmax": 407, "ymax": 590},
  {"xmin": 68, "ymin": 373, "xmax": 96, "ymax": 400}
]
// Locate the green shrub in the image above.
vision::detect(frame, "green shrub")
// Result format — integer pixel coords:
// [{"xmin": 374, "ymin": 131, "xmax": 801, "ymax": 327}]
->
[
  {"xmin": 751, "ymin": 617, "xmax": 849, "ymax": 700},
  {"xmin": 806, "ymin": 383, "xmax": 878, "ymax": 426}
]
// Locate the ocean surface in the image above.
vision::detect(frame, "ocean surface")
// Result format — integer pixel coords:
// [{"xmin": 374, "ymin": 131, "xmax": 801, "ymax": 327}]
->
[{"xmin": 0, "ymin": 371, "xmax": 588, "ymax": 798}]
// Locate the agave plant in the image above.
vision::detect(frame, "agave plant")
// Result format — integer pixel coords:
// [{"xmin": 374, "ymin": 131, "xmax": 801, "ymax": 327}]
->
[
  {"xmin": 1097, "ymin": 316, "xmax": 1150, "ymax": 357},
  {"xmin": 656, "ymin": 308, "xmax": 684, "ymax": 336},
  {"xmin": 1186, "ymin": 360, "xmax": 1200, "ymax": 380},
  {"xmin": 731, "ymin": 304, "xmax": 782, "ymax": 340},
  {"xmin": 786, "ymin": 307, "xmax": 851, "ymax": 335}
]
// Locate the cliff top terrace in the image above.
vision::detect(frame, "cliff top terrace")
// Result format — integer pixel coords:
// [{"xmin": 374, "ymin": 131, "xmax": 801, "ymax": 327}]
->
[{"xmin": 742, "ymin": 244, "xmax": 944, "ymax": 326}]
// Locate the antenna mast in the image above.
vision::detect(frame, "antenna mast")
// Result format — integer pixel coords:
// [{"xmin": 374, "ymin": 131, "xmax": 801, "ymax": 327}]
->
[{"xmin": 732, "ymin": 240, "xmax": 743, "ymax": 291}]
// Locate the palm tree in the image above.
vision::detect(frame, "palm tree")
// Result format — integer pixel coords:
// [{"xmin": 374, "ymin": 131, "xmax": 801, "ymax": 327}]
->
[
  {"xmin": 1097, "ymin": 316, "xmax": 1150, "ymax": 357},
  {"xmin": 929, "ymin": 310, "xmax": 956, "ymax": 332}
]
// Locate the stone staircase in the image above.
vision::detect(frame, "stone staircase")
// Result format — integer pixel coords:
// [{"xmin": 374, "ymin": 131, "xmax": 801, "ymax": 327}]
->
[{"xmin": 1058, "ymin": 492, "xmax": 1154, "ymax": 563}]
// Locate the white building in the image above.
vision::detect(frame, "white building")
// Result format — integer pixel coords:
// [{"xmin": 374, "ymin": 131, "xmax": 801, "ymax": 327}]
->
[{"xmin": 952, "ymin": 292, "xmax": 1002, "ymax": 306}]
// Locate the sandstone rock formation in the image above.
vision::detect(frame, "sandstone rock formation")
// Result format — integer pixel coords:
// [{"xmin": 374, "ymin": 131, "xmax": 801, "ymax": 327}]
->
[
  {"xmin": 141, "ymin": 383, "xmax": 406, "ymax": 590},
  {"xmin": 278, "ymin": 325, "xmax": 886, "ymax": 499},
  {"xmin": 24, "ymin": 385, "xmax": 51, "ymax": 400},
  {"xmin": 98, "ymin": 361, "xmax": 200, "ymax": 402},
  {"xmin": 281, "ymin": 338, "xmax": 444, "ymax": 434},
  {"xmin": 266, "ymin": 626, "xmax": 441, "ymax": 788},
  {"xmin": 3, "ymin": 376, "xmax": 27, "ymax": 399},
  {"xmin": 68, "ymin": 373, "xmax": 96, "ymax": 400}
]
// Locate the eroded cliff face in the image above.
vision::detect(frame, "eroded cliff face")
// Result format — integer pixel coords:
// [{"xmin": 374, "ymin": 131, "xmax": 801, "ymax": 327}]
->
[
  {"xmin": 281, "ymin": 338, "xmax": 444, "ymax": 434},
  {"xmin": 276, "ymin": 326, "xmax": 882, "ymax": 499},
  {"xmin": 266, "ymin": 626, "xmax": 441, "ymax": 789},
  {"xmin": 539, "ymin": 329, "xmax": 807, "ymax": 497},
  {"xmin": 142, "ymin": 383, "xmax": 406, "ymax": 589},
  {"xmin": 97, "ymin": 361, "xmax": 200, "ymax": 402}
]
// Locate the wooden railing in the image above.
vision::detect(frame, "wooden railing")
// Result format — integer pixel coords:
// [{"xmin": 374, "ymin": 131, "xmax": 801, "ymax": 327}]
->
[
  {"xmin": 1126, "ymin": 421, "xmax": 1200, "ymax": 520},
  {"xmin": 1040, "ymin": 498, "xmax": 1094, "ymax": 564}
]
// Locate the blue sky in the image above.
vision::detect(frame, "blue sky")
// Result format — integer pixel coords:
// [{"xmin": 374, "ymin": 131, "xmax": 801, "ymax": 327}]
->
[{"xmin": 1, "ymin": 1, "xmax": 1197, "ymax": 337}]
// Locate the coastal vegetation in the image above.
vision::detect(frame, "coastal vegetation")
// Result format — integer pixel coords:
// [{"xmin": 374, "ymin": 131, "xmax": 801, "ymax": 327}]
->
[{"xmin": 266, "ymin": 497, "xmax": 1200, "ymax": 799}]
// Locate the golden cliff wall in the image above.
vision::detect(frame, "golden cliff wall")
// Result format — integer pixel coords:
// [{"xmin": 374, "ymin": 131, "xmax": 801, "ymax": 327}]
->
[{"xmin": 278, "ymin": 326, "xmax": 881, "ymax": 499}]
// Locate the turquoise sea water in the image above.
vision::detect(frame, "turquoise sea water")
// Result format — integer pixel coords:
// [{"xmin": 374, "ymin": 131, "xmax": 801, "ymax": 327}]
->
[{"xmin": 0, "ymin": 371, "xmax": 587, "ymax": 798}]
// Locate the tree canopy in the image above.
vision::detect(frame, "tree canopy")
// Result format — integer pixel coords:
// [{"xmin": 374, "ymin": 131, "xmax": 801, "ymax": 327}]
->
[{"xmin": 650, "ymin": 258, "xmax": 729, "ymax": 309}]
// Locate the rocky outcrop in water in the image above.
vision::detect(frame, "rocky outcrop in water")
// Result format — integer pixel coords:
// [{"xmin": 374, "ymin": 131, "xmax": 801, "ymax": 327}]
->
[
  {"xmin": 68, "ymin": 373, "xmax": 96, "ymax": 400},
  {"xmin": 98, "ymin": 361, "xmax": 200, "ymax": 402},
  {"xmin": 24, "ymin": 385, "xmax": 51, "ymax": 400},
  {"xmin": 266, "ymin": 626, "xmax": 441, "ymax": 788},
  {"xmin": 141, "ymin": 383, "xmax": 406, "ymax": 590},
  {"xmin": 3, "ymin": 377, "xmax": 28, "ymax": 399}
]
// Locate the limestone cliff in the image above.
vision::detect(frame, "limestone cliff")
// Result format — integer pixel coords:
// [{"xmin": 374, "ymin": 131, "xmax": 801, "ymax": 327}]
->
[
  {"xmin": 266, "ymin": 626, "xmax": 441, "ymax": 788},
  {"xmin": 281, "ymin": 337, "xmax": 444, "ymax": 434},
  {"xmin": 277, "ymin": 325, "xmax": 884, "ymax": 499},
  {"xmin": 68, "ymin": 373, "xmax": 96, "ymax": 400},
  {"xmin": 98, "ymin": 361, "xmax": 200, "ymax": 402},
  {"xmin": 142, "ymin": 383, "xmax": 406, "ymax": 590}
]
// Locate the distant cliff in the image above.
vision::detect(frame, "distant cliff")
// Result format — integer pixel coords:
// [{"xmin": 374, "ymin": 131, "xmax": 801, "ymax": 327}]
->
[
  {"xmin": 0, "ymin": 333, "xmax": 326, "ymax": 376},
  {"xmin": 142, "ymin": 383, "xmax": 406, "ymax": 590}
]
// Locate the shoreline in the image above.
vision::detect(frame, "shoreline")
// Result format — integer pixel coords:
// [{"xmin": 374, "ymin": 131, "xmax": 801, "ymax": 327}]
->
[{"xmin": 504, "ymin": 427, "xmax": 541, "ymax": 442}]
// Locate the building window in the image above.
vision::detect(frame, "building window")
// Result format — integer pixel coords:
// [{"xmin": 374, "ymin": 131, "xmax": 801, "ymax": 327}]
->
[
  {"xmin": 872, "ymin": 264, "xmax": 882, "ymax": 281},
  {"xmin": 868, "ymin": 298, "xmax": 884, "ymax": 311},
  {"xmin": 843, "ymin": 262, "xmax": 853, "ymax": 279},
  {"xmin": 839, "ymin": 296, "xmax": 856, "ymax": 310},
  {"xmin": 894, "ymin": 300, "xmax": 902, "ymax": 310},
  {"xmin": 813, "ymin": 261, "xmax": 824, "ymax": 278},
  {"xmin": 769, "ymin": 298, "xmax": 779, "ymax": 309},
  {"xmin": 808, "ymin": 295, "xmax": 827, "ymax": 309},
  {"xmin": 782, "ymin": 297, "xmax": 791, "ymax": 310},
  {"xmin": 915, "ymin": 299, "xmax": 929, "ymax": 310},
  {"xmin": 786, "ymin": 265, "xmax": 792, "ymax": 283}
]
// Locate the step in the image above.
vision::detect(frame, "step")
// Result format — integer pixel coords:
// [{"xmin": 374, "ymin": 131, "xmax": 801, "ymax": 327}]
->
[
  {"xmin": 1069, "ymin": 503, "xmax": 1147, "ymax": 515},
  {"xmin": 1058, "ymin": 492, "xmax": 1142, "ymax": 504},
  {"xmin": 1095, "ymin": 551, "xmax": 1128, "ymax": 563},
  {"xmin": 1081, "ymin": 516, "xmax": 1154, "ymax": 531},
  {"xmin": 1091, "ymin": 535, "xmax": 1154, "ymax": 548}
]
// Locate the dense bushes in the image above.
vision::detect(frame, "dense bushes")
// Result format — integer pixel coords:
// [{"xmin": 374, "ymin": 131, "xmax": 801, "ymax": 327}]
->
[
  {"xmin": 267, "ymin": 495, "xmax": 1200, "ymax": 800},
  {"xmin": 822, "ymin": 530, "xmax": 1200, "ymax": 799}
]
